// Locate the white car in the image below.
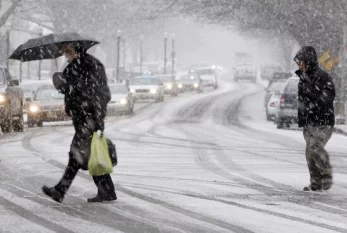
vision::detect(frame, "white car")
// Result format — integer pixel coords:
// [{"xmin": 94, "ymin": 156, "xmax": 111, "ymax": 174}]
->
[
  {"xmin": 107, "ymin": 83, "xmax": 135, "ymax": 115},
  {"xmin": 129, "ymin": 76, "xmax": 165, "ymax": 102},
  {"xmin": 267, "ymin": 92, "xmax": 281, "ymax": 121},
  {"xmin": 234, "ymin": 64, "xmax": 257, "ymax": 83}
]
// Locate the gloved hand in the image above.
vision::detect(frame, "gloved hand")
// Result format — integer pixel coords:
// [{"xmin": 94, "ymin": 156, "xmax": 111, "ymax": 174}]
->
[{"xmin": 94, "ymin": 120, "xmax": 105, "ymax": 133}]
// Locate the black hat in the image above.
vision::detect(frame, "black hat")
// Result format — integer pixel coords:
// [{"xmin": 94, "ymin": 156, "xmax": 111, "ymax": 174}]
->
[{"xmin": 52, "ymin": 72, "xmax": 67, "ymax": 94}]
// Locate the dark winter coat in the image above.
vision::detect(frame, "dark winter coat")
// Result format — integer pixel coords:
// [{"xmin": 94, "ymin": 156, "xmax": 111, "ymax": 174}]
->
[
  {"xmin": 294, "ymin": 46, "xmax": 335, "ymax": 127},
  {"xmin": 60, "ymin": 53, "xmax": 111, "ymax": 169},
  {"xmin": 62, "ymin": 53, "xmax": 111, "ymax": 130}
]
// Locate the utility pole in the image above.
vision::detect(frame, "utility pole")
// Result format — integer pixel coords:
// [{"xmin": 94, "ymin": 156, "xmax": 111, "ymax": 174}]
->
[
  {"xmin": 38, "ymin": 29, "xmax": 43, "ymax": 80},
  {"xmin": 140, "ymin": 34, "xmax": 144, "ymax": 75},
  {"xmin": 123, "ymin": 37, "xmax": 126, "ymax": 75},
  {"xmin": 164, "ymin": 32, "xmax": 168, "ymax": 74},
  {"xmin": 171, "ymin": 34, "xmax": 175, "ymax": 76},
  {"xmin": 116, "ymin": 29, "xmax": 121, "ymax": 83}
]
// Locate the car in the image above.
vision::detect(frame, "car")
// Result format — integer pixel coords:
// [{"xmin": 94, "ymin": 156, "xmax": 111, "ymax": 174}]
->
[
  {"xmin": 260, "ymin": 64, "xmax": 282, "ymax": 80},
  {"xmin": 189, "ymin": 67, "xmax": 218, "ymax": 89},
  {"xmin": 177, "ymin": 74, "xmax": 203, "ymax": 93},
  {"xmin": 27, "ymin": 85, "xmax": 67, "ymax": 127},
  {"xmin": 234, "ymin": 63, "xmax": 257, "ymax": 83},
  {"xmin": 276, "ymin": 76, "xmax": 300, "ymax": 129},
  {"xmin": 264, "ymin": 79, "xmax": 288, "ymax": 120},
  {"xmin": 267, "ymin": 92, "xmax": 282, "ymax": 122},
  {"xmin": 20, "ymin": 79, "xmax": 52, "ymax": 112},
  {"xmin": 108, "ymin": 83, "xmax": 135, "ymax": 115},
  {"xmin": 0, "ymin": 67, "xmax": 24, "ymax": 133},
  {"xmin": 157, "ymin": 74, "xmax": 179, "ymax": 96},
  {"xmin": 129, "ymin": 76, "xmax": 165, "ymax": 102},
  {"xmin": 132, "ymin": 66, "xmax": 151, "ymax": 77},
  {"xmin": 269, "ymin": 72, "xmax": 292, "ymax": 83}
]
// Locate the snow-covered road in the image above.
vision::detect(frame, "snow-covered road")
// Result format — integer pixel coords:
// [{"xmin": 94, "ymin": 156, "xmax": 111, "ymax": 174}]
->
[{"xmin": 1, "ymin": 76, "xmax": 347, "ymax": 233}]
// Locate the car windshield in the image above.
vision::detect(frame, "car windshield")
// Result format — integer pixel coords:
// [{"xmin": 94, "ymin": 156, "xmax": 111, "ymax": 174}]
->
[
  {"xmin": 285, "ymin": 79, "xmax": 299, "ymax": 93},
  {"xmin": 130, "ymin": 78, "xmax": 157, "ymax": 85},
  {"xmin": 194, "ymin": 69, "xmax": 214, "ymax": 75},
  {"xmin": 181, "ymin": 75, "xmax": 196, "ymax": 81},
  {"xmin": 268, "ymin": 82, "xmax": 286, "ymax": 92},
  {"xmin": 109, "ymin": 85, "xmax": 128, "ymax": 94},
  {"xmin": 35, "ymin": 89, "xmax": 64, "ymax": 100}
]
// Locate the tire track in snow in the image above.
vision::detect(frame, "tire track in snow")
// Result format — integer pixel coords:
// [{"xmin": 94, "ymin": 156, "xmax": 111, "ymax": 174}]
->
[{"xmin": 16, "ymin": 122, "xmax": 254, "ymax": 233}]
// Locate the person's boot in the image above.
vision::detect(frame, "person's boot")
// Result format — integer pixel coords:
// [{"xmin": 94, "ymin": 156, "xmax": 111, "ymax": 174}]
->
[
  {"xmin": 87, "ymin": 193, "xmax": 107, "ymax": 203},
  {"xmin": 303, "ymin": 184, "xmax": 321, "ymax": 192},
  {"xmin": 106, "ymin": 192, "xmax": 117, "ymax": 201},
  {"xmin": 321, "ymin": 177, "xmax": 333, "ymax": 190},
  {"xmin": 42, "ymin": 186, "xmax": 64, "ymax": 203}
]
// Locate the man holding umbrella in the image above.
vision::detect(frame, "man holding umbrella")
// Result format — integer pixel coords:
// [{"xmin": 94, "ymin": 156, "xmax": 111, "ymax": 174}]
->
[{"xmin": 10, "ymin": 33, "xmax": 117, "ymax": 203}]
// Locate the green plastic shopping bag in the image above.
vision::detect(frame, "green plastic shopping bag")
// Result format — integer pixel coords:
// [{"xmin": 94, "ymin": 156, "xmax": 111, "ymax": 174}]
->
[{"xmin": 88, "ymin": 132, "xmax": 113, "ymax": 176}]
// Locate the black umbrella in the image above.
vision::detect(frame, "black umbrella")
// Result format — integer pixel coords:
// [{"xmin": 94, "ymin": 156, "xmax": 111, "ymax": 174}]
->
[{"xmin": 9, "ymin": 32, "xmax": 99, "ymax": 62}]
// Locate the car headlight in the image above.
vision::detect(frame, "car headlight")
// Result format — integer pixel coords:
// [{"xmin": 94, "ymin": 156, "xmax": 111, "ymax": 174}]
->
[
  {"xmin": 0, "ymin": 94, "xmax": 5, "ymax": 103},
  {"xmin": 178, "ymin": 84, "xmax": 183, "ymax": 88},
  {"xmin": 194, "ymin": 83, "xmax": 199, "ymax": 88},
  {"xmin": 30, "ymin": 105, "xmax": 39, "ymax": 113},
  {"xmin": 167, "ymin": 84, "xmax": 173, "ymax": 90},
  {"xmin": 130, "ymin": 89, "xmax": 135, "ymax": 93},
  {"xmin": 120, "ymin": 98, "xmax": 127, "ymax": 105},
  {"xmin": 150, "ymin": 89, "xmax": 157, "ymax": 94}
]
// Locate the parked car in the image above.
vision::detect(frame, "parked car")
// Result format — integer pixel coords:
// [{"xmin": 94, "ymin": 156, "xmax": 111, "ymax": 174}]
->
[
  {"xmin": 267, "ymin": 92, "xmax": 282, "ymax": 122},
  {"xmin": 27, "ymin": 85, "xmax": 67, "ymax": 127},
  {"xmin": 108, "ymin": 83, "xmax": 135, "ymax": 115},
  {"xmin": 129, "ymin": 76, "xmax": 165, "ymax": 102},
  {"xmin": 157, "ymin": 74, "xmax": 179, "ymax": 96},
  {"xmin": 233, "ymin": 64, "xmax": 257, "ymax": 83},
  {"xmin": 264, "ymin": 80, "xmax": 288, "ymax": 120},
  {"xmin": 276, "ymin": 76, "xmax": 300, "ymax": 129},
  {"xmin": 0, "ymin": 67, "xmax": 24, "ymax": 132},
  {"xmin": 177, "ymin": 74, "xmax": 203, "ymax": 93},
  {"xmin": 189, "ymin": 67, "xmax": 218, "ymax": 89}
]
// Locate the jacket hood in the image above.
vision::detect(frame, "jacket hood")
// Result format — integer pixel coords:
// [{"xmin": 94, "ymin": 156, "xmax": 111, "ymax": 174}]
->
[{"xmin": 294, "ymin": 46, "xmax": 319, "ymax": 71}]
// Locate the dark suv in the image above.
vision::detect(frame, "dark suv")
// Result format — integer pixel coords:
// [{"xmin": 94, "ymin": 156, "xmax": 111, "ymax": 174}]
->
[
  {"xmin": 0, "ymin": 67, "xmax": 24, "ymax": 133},
  {"xmin": 276, "ymin": 77, "xmax": 299, "ymax": 129}
]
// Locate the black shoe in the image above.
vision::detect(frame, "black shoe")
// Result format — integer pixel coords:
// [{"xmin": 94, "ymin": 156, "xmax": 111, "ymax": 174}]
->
[
  {"xmin": 106, "ymin": 192, "xmax": 117, "ymax": 201},
  {"xmin": 303, "ymin": 184, "xmax": 321, "ymax": 192},
  {"xmin": 87, "ymin": 195, "xmax": 106, "ymax": 203},
  {"xmin": 42, "ymin": 186, "xmax": 64, "ymax": 203}
]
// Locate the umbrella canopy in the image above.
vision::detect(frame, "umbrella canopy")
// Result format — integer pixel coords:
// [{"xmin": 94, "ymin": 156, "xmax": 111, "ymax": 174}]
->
[{"xmin": 9, "ymin": 32, "xmax": 99, "ymax": 62}]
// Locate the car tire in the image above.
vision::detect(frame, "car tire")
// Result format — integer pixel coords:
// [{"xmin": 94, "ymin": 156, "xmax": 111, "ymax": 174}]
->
[
  {"xmin": 277, "ymin": 118, "xmax": 284, "ymax": 129},
  {"xmin": 1, "ymin": 119, "xmax": 12, "ymax": 133}
]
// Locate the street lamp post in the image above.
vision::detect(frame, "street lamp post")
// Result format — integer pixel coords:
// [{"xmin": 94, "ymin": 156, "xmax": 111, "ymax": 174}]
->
[
  {"xmin": 164, "ymin": 32, "xmax": 168, "ymax": 74},
  {"xmin": 171, "ymin": 34, "xmax": 175, "ymax": 76},
  {"xmin": 116, "ymin": 29, "xmax": 121, "ymax": 83},
  {"xmin": 140, "ymin": 34, "xmax": 144, "ymax": 75},
  {"xmin": 123, "ymin": 37, "xmax": 126, "ymax": 75},
  {"xmin": 38, "ymin": 29, "xmax": 43, "ymax": 80}
]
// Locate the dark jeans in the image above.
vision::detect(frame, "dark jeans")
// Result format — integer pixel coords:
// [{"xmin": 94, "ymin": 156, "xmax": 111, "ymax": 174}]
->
[
  {"xmin": 303, "ymin": 125, "xmax": 333, "ymax": 187},
  {"xmin": 55, "ymin": 152, "xmax": 115, "ymax": 197}
]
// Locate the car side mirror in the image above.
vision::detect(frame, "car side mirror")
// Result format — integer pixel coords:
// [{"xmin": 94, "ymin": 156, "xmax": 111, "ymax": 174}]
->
[{"xmin": 9, "ymin": 80, "xmax": 19, "ymax": 86}]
